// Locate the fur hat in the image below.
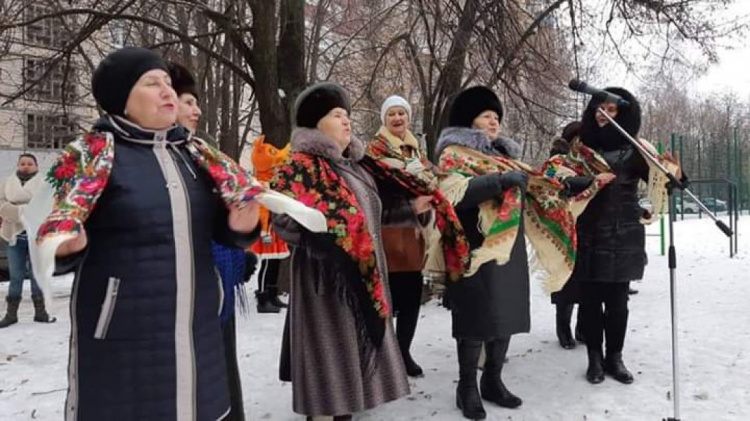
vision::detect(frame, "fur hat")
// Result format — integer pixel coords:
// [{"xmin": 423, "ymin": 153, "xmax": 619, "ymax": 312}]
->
[
  {"xmin": 448, "ymin": 86, "xmax": 503, "ymax": 128},
  {"xmin": 561, "ymin": 121, "xmax": 582, "ymax": 142},
  {"xmin": 294, "ymin": 82, "xmax": 351, "ymax": 128},
  {"xmin": 92, "ymin": 47, "xmax": 168, "ymax": 116},
  {"xmin": 380, "ymin": 95, "xmax": 412, "ymax": 124},
  {"xmin": 168, "ymin": 61, "xmax": 199, "ymax": 102},
  {"xmin": 580, "ymin": 87, "xmax": 641, "ymax": 151}
]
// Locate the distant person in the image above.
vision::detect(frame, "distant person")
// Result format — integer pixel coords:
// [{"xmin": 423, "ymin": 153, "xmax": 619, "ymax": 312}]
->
[{"xmin": 0, "ymin": 153, "xmax": 55, "ymax": 328}]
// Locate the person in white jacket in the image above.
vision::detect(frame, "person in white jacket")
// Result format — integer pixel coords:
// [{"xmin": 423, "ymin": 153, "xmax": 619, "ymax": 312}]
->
[{"xmin": 0, "ymin": 153, "xmax": 55, "ymax": 327}]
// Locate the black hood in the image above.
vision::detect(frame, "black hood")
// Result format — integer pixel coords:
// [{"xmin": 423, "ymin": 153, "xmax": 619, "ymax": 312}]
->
[{"xmin": 579, "ymin": 87, "xmax": 641, "ymax": 151}]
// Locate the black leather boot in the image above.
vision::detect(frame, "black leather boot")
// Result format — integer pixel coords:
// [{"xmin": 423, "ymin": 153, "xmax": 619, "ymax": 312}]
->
[
  {"xmin": 456, "ymin": 339, "xmax": 486, "ymax": 420},
  {"xmin": 556, "ymin": 303, "xmax": 576, "ymax": 349},
  {"xmin": 255, "ymin": 291, "xmax": 281, "ymax": 313},
  {"xmin": 574, "ymin": 308, "xmax": 586, "ymax": 343},
  {"xmin": 480, "ymin": 338, "xmax": 522, "ymax": 408},
  {"xmin": 397, "ymin": 303, "xmax": 423, "ymax": 377},
  {"xmin": 0, "ymin": 297, "xmax": 21, "ymax": 328},
  {"xmin": 586, "ymin": 347, "xmax": 605, "ymax": 384},
  {"xmin": 32, "ymin": 297, "xmax": 56, "ymax": 323},
  {"xmin": 605, "ymin": 352, "xmax": 634, "ymax": 384}
]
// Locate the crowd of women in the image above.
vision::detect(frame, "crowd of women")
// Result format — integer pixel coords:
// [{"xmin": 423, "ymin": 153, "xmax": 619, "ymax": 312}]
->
[{"xmin": 0, "ymin": 46, "xmax": 682, "ymax": 420}]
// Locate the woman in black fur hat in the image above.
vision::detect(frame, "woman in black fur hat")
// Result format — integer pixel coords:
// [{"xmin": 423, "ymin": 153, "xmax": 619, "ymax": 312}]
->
[
  {"xmin": 572, "ymin": 87, "xmax": 647, "ymax": 385},
  {"xmin": 271, "ymin": 82, "xmax": 411, "ymax": 420},
  {"xmin": 435, "ymin": 86, "xmax": 529, "ymax": 419}
]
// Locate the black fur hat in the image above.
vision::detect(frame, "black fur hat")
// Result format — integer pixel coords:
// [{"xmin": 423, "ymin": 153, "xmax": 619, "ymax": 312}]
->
[
  {"xmin": 168, "ymin": 62, "xmax": 199, "ymax": 102},
  {"xmin": 448, "ymin": 86, "xmax": 504, "ymax": 128},
  {"xmin": 580, "ymin": 87, "xmax": 641, "ymax": 151},
  {"xmin": 294, "ymin": 82, "xmax": 351, "ymax": 128}
]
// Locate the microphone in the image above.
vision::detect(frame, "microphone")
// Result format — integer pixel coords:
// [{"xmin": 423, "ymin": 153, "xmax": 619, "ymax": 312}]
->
[{"xmin": 568, "ymin": 79, "xmax": 630, "ymax": 107}]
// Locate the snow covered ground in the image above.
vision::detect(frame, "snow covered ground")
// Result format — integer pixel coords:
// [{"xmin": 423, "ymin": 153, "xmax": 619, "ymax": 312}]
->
[{"xmin": 1, "ymin": 215, "xmax": 748, "ymax": 420}]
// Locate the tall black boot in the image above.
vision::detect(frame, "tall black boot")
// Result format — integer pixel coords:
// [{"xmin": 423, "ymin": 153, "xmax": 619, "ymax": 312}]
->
[
  {"xmin": 586, "ymin": 347, "xmax": 605, "ymax": 384},
  {"xmin": 604, "ymin": 352, "xmax": 634, "ymax": 384},
  {"xmin": 480, "ymin": 338, "xmax": 522, "ymax": 408},
  {"xmin": 456, "ymin": 339, "xmax": 486, "ymax": 420},
  {"xmin": 604, "ymin": 301, "xmax": 633, "ymax": 384},
  {"xmin": 575, "ymin": 306, "xmax": 586, "ymax": 343},
  {"xmin": 32, "ymin": 297, "xmax": 56, "ymax": 323},
  {"xmin": 0, "ymin": 297, "xmax": 21, "ymax": 328},
  {"xmin": 556, "ymin": 303, "xmax": 576, "ymax": 349},
  {"xmin": 397, "ymin": 305, "xmax": 423, "ymax": 377}
]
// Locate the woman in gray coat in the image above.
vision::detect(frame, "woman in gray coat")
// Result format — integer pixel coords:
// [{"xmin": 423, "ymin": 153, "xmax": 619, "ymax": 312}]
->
[
  {"xmin": 271, "ymin": 82, "xmax": 411, "ymax": 420},
  {"xmin": 435, "ymin": 86, "xmax": 529, "ymax": 420}
]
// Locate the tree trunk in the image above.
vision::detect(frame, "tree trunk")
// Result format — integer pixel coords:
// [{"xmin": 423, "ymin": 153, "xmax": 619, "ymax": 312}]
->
[{"xmin": 424, "ymin": 0, "xmax": 478, "ymax": 158}]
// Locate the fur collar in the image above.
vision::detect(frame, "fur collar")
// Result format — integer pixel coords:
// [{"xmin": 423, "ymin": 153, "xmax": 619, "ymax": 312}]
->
[
  {"xmin": 435, "ymin": 127, "xmax": 521, "ymax": 160},
  {"xmin": 291, "ymin": 127, "xmax": 365, "ymax": 162}
]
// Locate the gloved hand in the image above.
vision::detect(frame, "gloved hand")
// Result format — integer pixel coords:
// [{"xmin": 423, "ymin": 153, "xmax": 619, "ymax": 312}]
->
[
  {"xmin": 497, "ymin": 171, "xmax": 529, "ymax": 191},
  {"xmin": 404, "ymin": 158, "xmax": 426, "ymax": 175}
]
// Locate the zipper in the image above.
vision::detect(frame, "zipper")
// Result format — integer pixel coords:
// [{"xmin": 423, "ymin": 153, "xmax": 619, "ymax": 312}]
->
[
  {"xmin": 215, "ymin": 267, "xmax": 224, "ymax": 316},
  {"xmin": 94, "ymin": 277, "xmax": 121, "ymax": 339}
]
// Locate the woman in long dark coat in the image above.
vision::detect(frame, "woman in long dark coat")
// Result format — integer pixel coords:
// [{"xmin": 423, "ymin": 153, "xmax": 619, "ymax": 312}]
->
[
  {"xmin": 572, "ymin": 87, "xmax": 647, "ymax": 385},
  {"xmin": 435, "ymin": 86, "xmax": 529, "ymax": 420},
  {"xmin": 35, "ymin": 47, "xmax": 261, "ymax": 420},
  {"xmin": 271, "ymin": 82, "xmax": 410, "ymax": 420}
]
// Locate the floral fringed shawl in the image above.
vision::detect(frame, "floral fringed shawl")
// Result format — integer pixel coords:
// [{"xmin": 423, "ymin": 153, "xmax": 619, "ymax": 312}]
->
[
  {"xmin": 362, "ymin": 130, "xmax": 470, "ymax": 282},
  {"xmin": 439, "ymin": 145, "xmax": 603, "ymax": 293},
  {"xmin": 270, "ymin": 151, "xmax": 390, "ymax": 319}
]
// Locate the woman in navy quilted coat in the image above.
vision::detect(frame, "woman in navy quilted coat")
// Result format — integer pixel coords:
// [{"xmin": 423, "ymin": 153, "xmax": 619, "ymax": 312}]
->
[{"xmin": 48, "ymin": 48, "xmax": 260, "ymax": 420}]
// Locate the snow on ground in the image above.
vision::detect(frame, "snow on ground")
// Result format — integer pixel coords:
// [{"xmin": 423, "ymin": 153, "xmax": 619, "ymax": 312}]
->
[{"xmin": 1, "ymin": 215, "xmax": 749, "ymax": 420}]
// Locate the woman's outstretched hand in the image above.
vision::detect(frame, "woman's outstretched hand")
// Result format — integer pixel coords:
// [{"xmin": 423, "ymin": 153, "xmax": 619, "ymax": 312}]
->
[
  {"xmin": 56, "ymin": 229, "xmax": 88, "ymax": 257},
  {"xmin": 229, "ymin": 200, "xmax": 261, "ymax": 233}
]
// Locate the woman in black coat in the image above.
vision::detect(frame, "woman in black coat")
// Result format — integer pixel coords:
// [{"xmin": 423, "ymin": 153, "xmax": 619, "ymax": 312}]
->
[
  {"xmin": 435, "ymin": 86, "xmax": 529, "ymax": 420},
  {"xmin": 573, "ymin": 87, "xmax": 648, "ymax": 385}
]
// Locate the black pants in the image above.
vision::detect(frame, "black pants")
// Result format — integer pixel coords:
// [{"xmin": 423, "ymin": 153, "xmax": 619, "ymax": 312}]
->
[
  {"xmin": 389, "ymin": 271, "xmax": 423, "ymax": 355},
  {"xmin": 579, "ymin": 281, "xmax": 629, "ymax": 355},
  {"xmin": 222, "ymin": 314, "xmax": 245, "ymax": 420},
  {"xmin": 256, "ymin": 258, "xmax": 281, "ymax": 294}
]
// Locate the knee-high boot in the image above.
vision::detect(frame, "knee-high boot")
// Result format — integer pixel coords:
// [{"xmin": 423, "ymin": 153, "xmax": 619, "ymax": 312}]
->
[
  {"xmin": 556, "ymin": 303, "xmax": 576, "ymax": 349},
  {"xmin": 480, "ymin": 338, "xmax": 522, "ymax": 408},
  {"xmin": 456, "ymin": 339, "xmax": 486, "ymax": 420},
  {"xmin": 604, "ymin": 305, "xmax": 633, "ymax": 384}
]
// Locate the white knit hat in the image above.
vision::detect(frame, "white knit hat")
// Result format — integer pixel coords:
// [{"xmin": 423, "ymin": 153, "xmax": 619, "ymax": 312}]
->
[{"xmin": 380, "ymin": 95, "xmax": 412, "ymax": 125}]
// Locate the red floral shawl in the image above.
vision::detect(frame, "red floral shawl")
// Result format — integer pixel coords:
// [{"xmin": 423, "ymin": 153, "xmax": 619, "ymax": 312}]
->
[
  {"xmin": 37, "ymin": 131, "xmax": 264, "ymax": 243},
  {"xmin": 270, "ymin": 142, "xmax": 390, "ymax": 320}
]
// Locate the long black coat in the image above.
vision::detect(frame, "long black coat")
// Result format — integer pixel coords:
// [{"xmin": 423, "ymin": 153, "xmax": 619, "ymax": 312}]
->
[
  {"xmin": 437, "ymin": 127, "xmax": 530, "ymax": 340},
  {"xmin": 572, "ymin": 145, "xmax": 649, "ymax": 284}
]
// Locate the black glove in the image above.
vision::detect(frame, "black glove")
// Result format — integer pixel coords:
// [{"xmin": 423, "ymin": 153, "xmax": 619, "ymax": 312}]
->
[
  {"xmin": 562, "ymin": 176, "xmax": 594, "ymax": 197},
  {"xmin": 666, "ymin": 171, "xmax": 689, "ymax": 191},
  {"xmin": 498, "ymin": 171, "xmax": 529, "ymax": 191}
]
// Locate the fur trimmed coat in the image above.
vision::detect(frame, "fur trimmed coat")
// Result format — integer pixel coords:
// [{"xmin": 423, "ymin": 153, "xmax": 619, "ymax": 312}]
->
[{"xmin": 273, "ymin": 128, "xmax": 410, "ymax": 416}]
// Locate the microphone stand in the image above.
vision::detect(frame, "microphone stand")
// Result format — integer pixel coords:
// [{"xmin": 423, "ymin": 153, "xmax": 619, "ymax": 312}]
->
[{"xmin": 597, "ymin": 108, "xmax": 733, "ymax": 421}]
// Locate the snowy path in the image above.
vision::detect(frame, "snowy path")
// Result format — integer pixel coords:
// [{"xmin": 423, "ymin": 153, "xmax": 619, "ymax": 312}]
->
[{"xmin": 1, "ymin": 216, "xmax": 748, "ymax": 420}]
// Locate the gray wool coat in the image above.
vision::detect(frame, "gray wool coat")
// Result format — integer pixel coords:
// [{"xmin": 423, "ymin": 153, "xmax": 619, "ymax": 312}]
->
[{"xmin": 273, "ymin": 128, "xmax": 410, "ymax": 417}]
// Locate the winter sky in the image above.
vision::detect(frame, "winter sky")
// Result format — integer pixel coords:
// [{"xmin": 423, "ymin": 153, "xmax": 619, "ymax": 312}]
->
[{"xmin": 687, "ymin": 1, "xmax": 750, "ymax": 98}]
